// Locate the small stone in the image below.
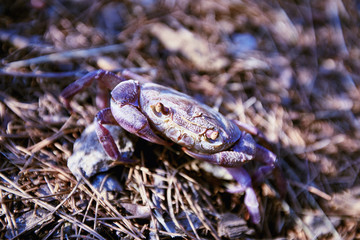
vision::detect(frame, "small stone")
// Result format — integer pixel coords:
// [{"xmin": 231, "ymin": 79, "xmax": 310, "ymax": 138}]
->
[
  {"xmin": 67, "ymin": 120, "xmax": 135, "ymax": 180},
  {"xmin": 218, "ymin": 212, "xmax": 254, "ymax": 239}
]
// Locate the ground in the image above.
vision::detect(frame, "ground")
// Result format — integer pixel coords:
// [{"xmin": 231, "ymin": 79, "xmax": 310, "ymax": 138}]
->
[{"xmin": 0, "ymin": 0, "xmax": 359, "ymax": 239}]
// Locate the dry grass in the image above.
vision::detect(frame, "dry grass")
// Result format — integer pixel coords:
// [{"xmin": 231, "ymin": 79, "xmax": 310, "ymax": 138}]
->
[{"xmin": 1, "ymin": 0, "xmax": 359, "ymax": 239}]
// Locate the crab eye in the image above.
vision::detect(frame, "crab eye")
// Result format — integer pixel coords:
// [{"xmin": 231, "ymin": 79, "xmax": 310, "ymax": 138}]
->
[
  {"xmin": 205, "ymin": 129, "xmax": 219, "ymax": 141},
  {"xmin": 154, "ymin": 102, "xmax": 170, "ymax": 115}
]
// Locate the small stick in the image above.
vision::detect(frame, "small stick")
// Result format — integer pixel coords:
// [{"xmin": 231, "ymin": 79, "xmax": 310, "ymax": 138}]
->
[{"xmin": 5, "ymin": 44, "xmax": 126, "ymax": 69}]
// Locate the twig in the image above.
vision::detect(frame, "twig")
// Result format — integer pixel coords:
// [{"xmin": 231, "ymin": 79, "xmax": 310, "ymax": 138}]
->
[
  {"xmin": 79, "ymin": 174, "xmax": 145, "ymax": 239},
  {"xmin": 27, "ymin": 116, "xmax": 74, "ymax": 153},
  {"xmin": 0, "ymin": 30, "xmax": 51, "ymax": 49},
  {"xmin": 0, "ymin": 69, "xmax": 81, "ymax": 78},
  {"xmin": 4, "ymin": 44, "xmax": 126, "ymax": 69},
  {"xmin": 326, "ymin": 0, "xmax": 349, "ymax": 56},
  {"xmin": 0, "ymin": 174, "xmax": 106, "ymax": 240}
]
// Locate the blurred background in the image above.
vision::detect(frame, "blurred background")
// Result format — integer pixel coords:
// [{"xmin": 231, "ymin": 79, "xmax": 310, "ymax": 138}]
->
[{"xmin": 0, "ymin": 0, "xmax": 359, "ymax": 239}]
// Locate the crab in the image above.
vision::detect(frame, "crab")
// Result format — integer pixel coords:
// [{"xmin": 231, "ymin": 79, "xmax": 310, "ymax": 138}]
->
[{"xmin": 60, "ymin": 69, "xmax": 284, "ymax": 224}]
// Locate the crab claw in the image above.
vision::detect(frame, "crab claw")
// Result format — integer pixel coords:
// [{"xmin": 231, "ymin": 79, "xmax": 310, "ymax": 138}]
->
[
  {"xmin": 182, "ymin": 148, "xmax": 252, "ymax": 167},
  {"xmin": 182, "ymin": 147, "xmax": 261, "ymax": 223}
]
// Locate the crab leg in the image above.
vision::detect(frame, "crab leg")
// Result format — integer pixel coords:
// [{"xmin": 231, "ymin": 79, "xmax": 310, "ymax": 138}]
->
[
  {"xmin": 183, "ymin": 143, "xmax": 278, "ymax": 173},
  {"xmin": 60, "ymin": 70, "xmax": 125, "ymax": 110},
  {"xmin": 182, "ymin": 147, "xmax": 261, "ymax": 223},
  {"xmin": 95, "ymin": 108, "xmax": 134, "ymax": 163},
  {"xmin": 226, "ymin": 167, "xmax": 261, "ymax": 224},
  {"xmin": 182, "ymin": 131, "xmax": 256, "ymax": 167},
  {"xmin": 253, "ymin": 144, "xmax": 287, "ymax": 197},
  {"xmin": 250, "ymin": 144, "xmax": 277, "ymax": 182},
  {"xmin": 182, "ymin": 148, "xmax": 252, "ymax": 167},
  {"xmin": 233, "ymin": 124, "xmax": 288, "ymax": 195},
  {"xmin": 232, "ymin": 120, "xmax": 270, "ymax": 144}
]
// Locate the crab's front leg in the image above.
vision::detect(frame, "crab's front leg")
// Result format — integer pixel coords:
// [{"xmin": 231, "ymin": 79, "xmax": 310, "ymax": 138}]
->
[
  {"xmin": 233, "ymin": 121, "xmax": 287, "ymax": 194},
  {"xmin": 182, "ymin": 132, "xmax": 257, "ymax": 167},
  {"xmin": 183, "ymin": 132, "xmax": 282, "ymax": 223},
  {"xmin": 183, "ymin": 147, "xmax": 261, "ymax": 223},
  {"xmin": 182, "ymin": 132, "xmax": 261, "ymax": 223},
  {"xmin": 95, "ymin": 108, "xmax": 135, "ymax": 163}
]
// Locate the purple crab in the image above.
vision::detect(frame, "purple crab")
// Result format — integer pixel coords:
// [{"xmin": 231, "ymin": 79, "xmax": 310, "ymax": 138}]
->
[{"xmin": 61, "ymin": 69, "xmax": 284, "ymax": 224}]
